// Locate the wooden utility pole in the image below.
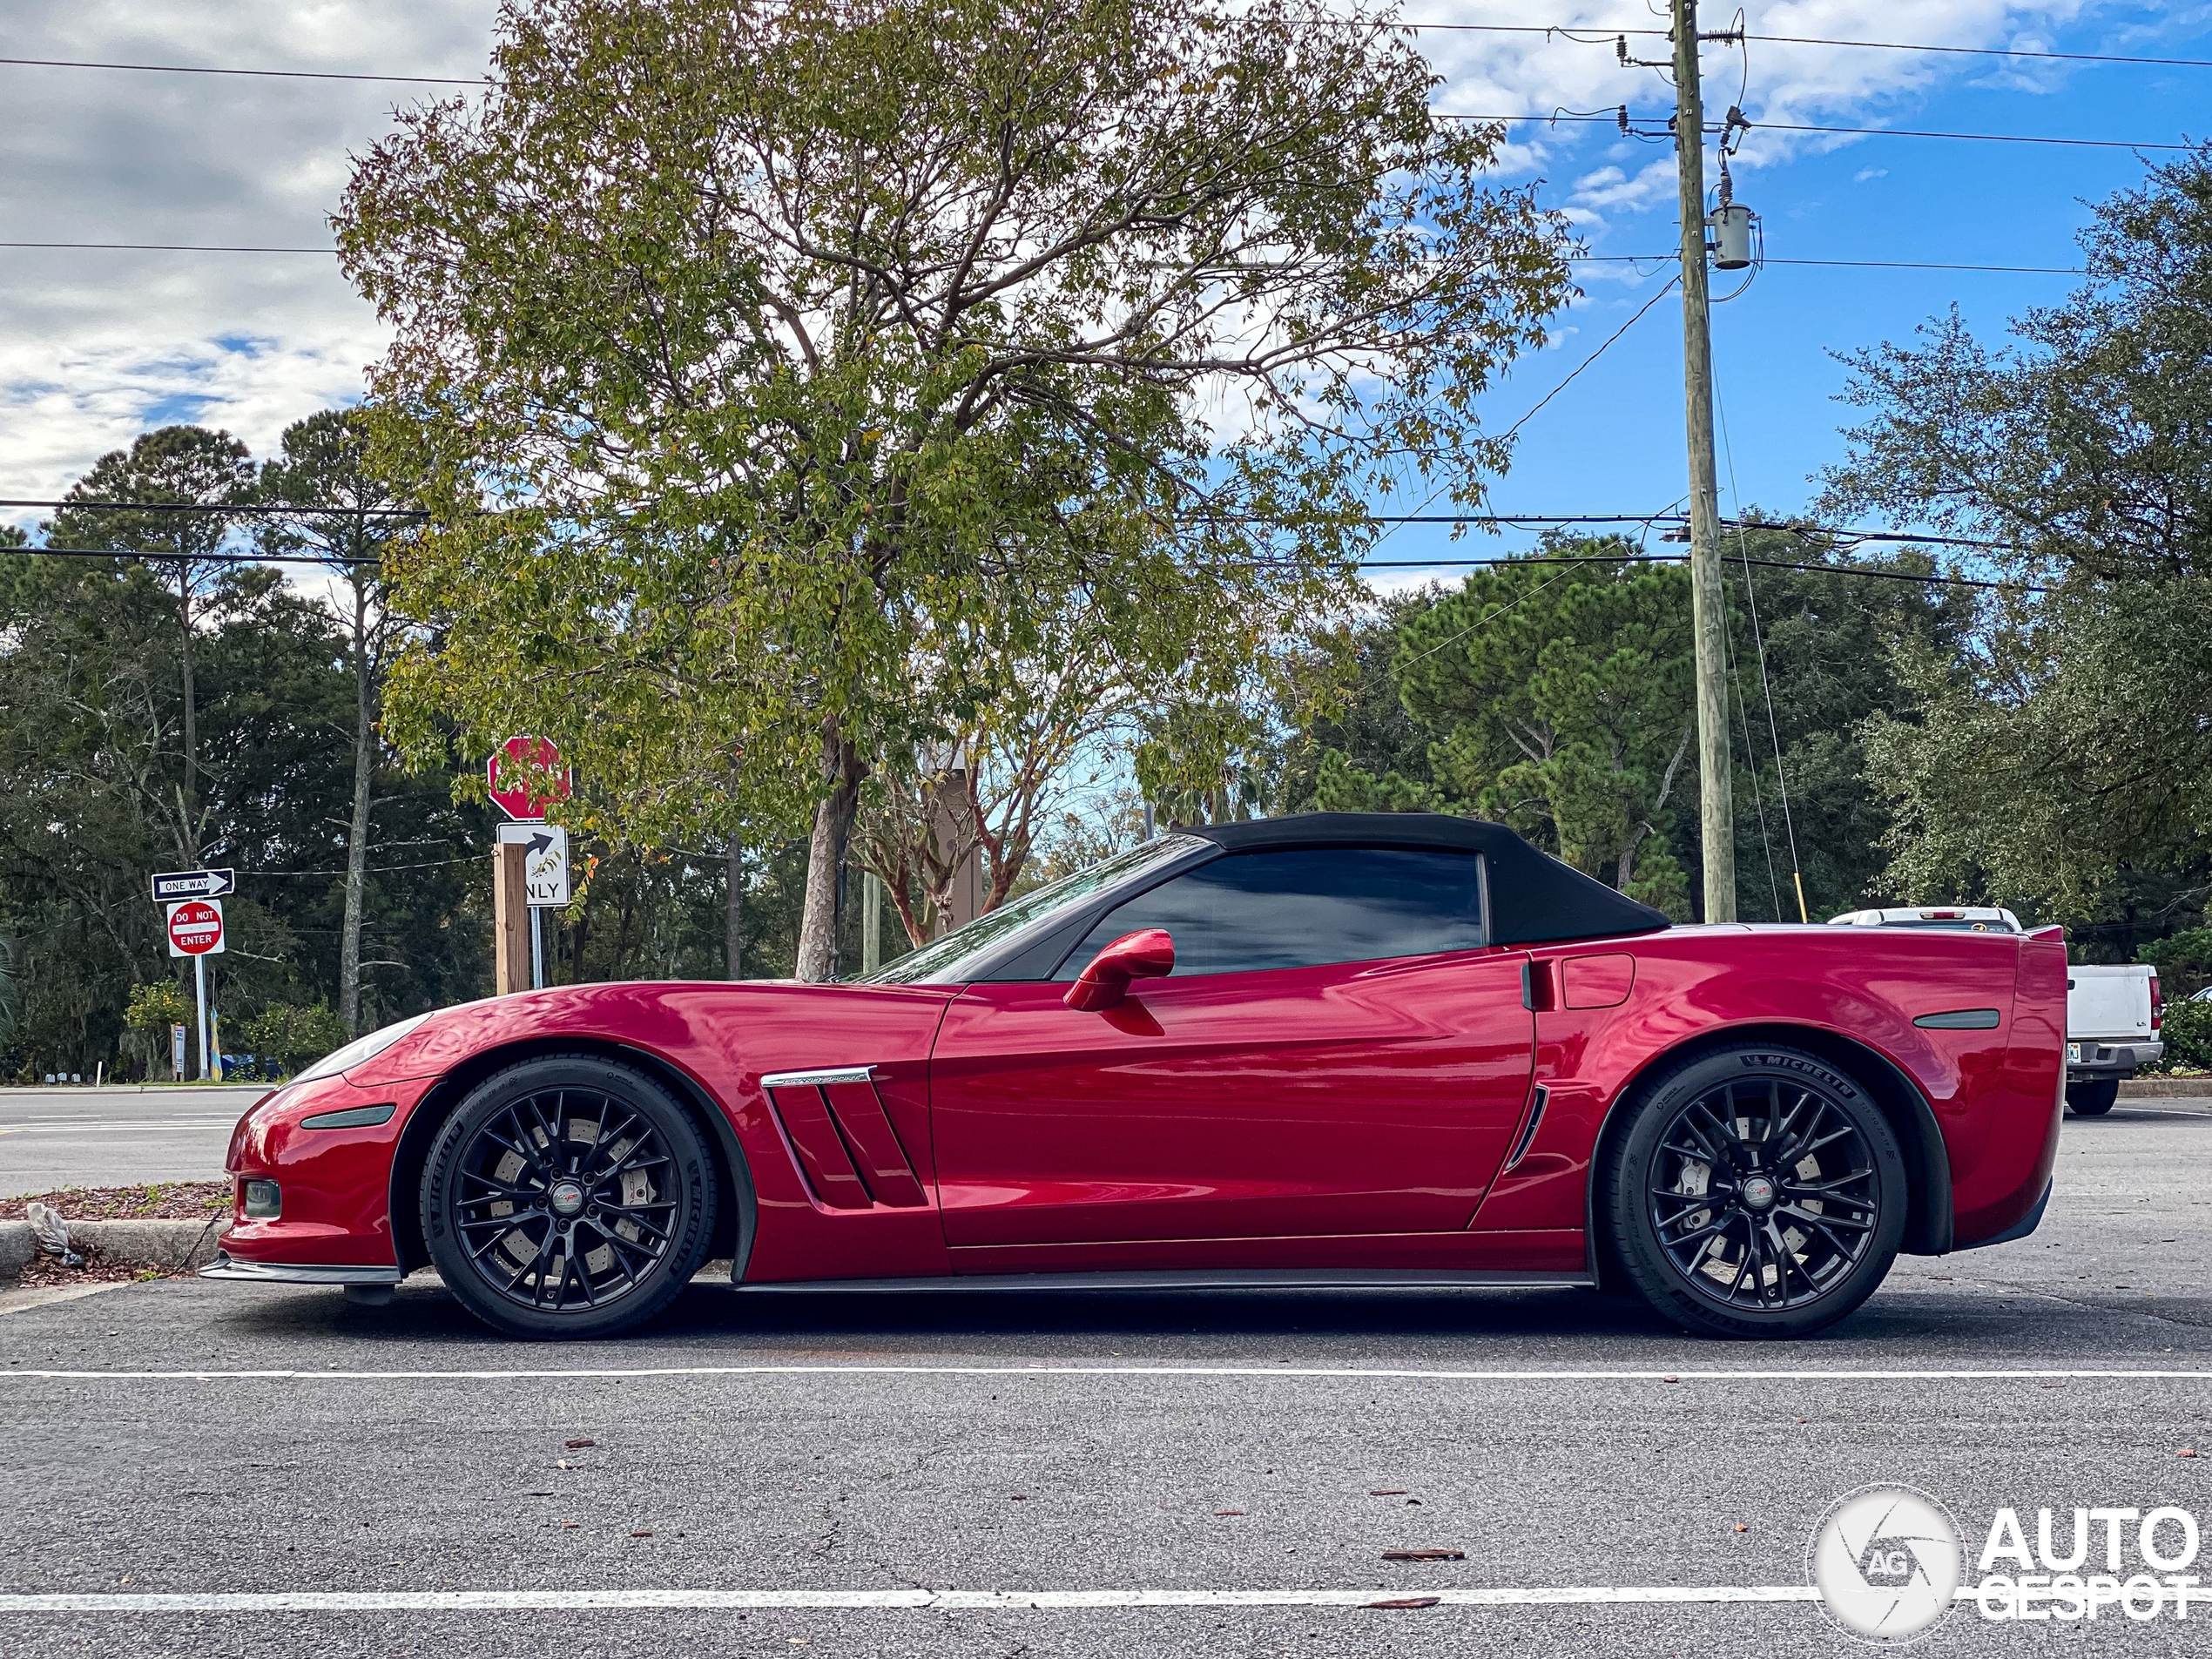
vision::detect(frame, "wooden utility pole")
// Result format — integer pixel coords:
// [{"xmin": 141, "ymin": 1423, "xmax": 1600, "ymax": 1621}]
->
[
  {"xmin": 493, "ymin": 840, "xmax": 530, "ymax": 994},
  {"xmin": 1673, "ymin": 0, "xmax": 1736, "ymax": 923}
]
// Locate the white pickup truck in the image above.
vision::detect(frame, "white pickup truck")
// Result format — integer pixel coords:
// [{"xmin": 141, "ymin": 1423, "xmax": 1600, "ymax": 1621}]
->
[{"xmin": 1827, "ymin": 907, "xmax": 2162, "ymax": 1116}]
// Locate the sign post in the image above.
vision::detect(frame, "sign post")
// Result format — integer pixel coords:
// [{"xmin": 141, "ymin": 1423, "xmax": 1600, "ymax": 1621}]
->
[
  {"xmin": 166, "ymin": 897, "xmax": 226, "ymax": 1080},
  {"xmin": 489, "ymin": 738, "xmax": 571, "ymax": 993}
]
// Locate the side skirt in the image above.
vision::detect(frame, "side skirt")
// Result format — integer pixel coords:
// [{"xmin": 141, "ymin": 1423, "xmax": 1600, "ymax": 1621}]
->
[{"xmin": 736, "ymin": 1268, "xmax": 1594, "ymax": 1295}]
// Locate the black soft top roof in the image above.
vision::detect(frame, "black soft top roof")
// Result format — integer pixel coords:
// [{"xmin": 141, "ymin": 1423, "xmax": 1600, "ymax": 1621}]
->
[{"xmin": 1185, "ymin": 813, "xmax": 1670, "ymax": 946}]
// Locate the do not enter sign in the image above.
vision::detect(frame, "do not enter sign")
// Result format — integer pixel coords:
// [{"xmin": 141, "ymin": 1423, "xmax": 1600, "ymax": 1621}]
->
[{"xmin": 166, "ymin": 899, "xmax": 226, "ymax": 957}]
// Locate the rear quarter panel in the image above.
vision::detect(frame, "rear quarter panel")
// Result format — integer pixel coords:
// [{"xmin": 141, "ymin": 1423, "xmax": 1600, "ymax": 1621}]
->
[{"xmin": 1473, "ymin": 926, "xmax": 2061, "ymax": 1250}]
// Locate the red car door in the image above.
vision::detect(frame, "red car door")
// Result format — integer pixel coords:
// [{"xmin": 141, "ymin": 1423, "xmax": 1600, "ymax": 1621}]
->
[{"xmin": 928, "ymin": 846, "xmax": 1536, "ymax": 1253}]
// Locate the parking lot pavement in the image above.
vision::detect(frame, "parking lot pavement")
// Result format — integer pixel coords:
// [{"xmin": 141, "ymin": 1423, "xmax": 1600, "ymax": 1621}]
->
[
  {"xmin": 3, "ymin": 1102, "xmax": 2209, "ymax": 1658},
  {"xmin": 0, "ymin": 1085, "xmax": 260, "ymax": 1194}
]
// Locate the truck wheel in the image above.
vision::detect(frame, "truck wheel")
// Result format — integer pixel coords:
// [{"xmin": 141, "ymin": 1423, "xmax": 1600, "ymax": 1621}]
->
[{"xmin": 2066, "ymin": 1078, "xmax": 2119, "ymax": 1116}]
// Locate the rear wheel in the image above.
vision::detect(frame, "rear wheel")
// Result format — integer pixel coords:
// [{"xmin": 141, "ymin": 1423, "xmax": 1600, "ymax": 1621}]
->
[
  {"xmin": 2066, "ymin": 1078, "xmax": 2119, "ymax": 1116},
  {"xmin": 421, "ymin": 1055, "xmax": 717, "ymax": 1339},
  {"xmin": 1603, "ymin": 1046, "xmax": 1907, "ymax": 1339}
]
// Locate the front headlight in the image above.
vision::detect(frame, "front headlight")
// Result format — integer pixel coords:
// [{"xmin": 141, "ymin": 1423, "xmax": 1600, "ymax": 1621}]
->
[{"xmin": 292, "ymin": 1011, "xmax": 437, "ymax": 1083}]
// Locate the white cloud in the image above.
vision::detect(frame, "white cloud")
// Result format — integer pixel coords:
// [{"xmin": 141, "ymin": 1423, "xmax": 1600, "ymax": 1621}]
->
[
  {"xmin": 0, "ymin": 1, "xmax": 492, "ymax": 522},
  {"xmin": 1854, "ymin": 166, "xmax": 1889, "ymax": 181},
  {"xmin": 0, "ymin": 0, "xmax": 2114, "ymax": 524}
]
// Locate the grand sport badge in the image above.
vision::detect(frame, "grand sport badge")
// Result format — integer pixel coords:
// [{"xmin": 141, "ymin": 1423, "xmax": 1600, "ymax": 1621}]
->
[{"xmin": 1808, "ymin": 1484, "xmax": 1966, "ymax": 1642}]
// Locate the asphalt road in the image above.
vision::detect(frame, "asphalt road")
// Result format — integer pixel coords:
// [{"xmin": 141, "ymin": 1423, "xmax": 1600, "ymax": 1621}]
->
[
  {"xmin": 3, "ymin": 1099, "xmax": 2209, "ymax": 1658},
  {"xmin": 0, "ymin": 1085, "xmax": 260, "ymax": 1194}
]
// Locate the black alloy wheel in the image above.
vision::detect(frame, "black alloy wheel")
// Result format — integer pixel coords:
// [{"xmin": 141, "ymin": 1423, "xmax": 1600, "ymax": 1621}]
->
[
  {"xmin": 1604, "ymin": 1045, "xmax": 1907, "ymax": 1339},
  {"xmin": 422, "ymin": 1055, "xmax": 717, "ymax": 1339}
]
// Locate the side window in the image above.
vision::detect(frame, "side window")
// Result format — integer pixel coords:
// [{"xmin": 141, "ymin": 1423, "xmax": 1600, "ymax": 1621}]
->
[{"xmin": 1054, "ymin": 847, "xmax": 1487, "ymax": 978}]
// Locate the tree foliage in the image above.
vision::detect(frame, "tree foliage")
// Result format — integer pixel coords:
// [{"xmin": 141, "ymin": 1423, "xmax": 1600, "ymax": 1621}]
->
[
  {"xmin": 1823, "ymin": 147, "xmax": 2212, "ymax": 933},
  {"xmin": 334, "ymin": 0, "xmax": 1573, "ymax": 974},
  {"xmin": 1282, "ymin": 532, "xmax": 1972, "ymax": 922}
]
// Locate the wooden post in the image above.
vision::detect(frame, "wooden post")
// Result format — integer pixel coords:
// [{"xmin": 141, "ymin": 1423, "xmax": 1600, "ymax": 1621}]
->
[
  {"xmin": 494, "ymin": 841, "xmax": 530, "ymax": 994},
  {"xmin": 1674, "ymin": 0, "xmax": 1737, "ymax": 923}
]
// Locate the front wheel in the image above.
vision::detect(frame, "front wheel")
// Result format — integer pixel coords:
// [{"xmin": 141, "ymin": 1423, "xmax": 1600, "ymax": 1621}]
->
[
  {"xmin": 421, "ymin": 1055, "xmax": 718, "ymax": 1339},
  {"xmin": 2065, "ymin": 1078, "xmax": 2119, "ymax": 1116},
  {"xmin": 1602, "ymin": 1046, "xmax": 1908, "ymax": 1339}
]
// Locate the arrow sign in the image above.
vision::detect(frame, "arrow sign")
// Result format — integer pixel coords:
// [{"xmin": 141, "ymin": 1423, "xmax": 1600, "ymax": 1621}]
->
[
  {"xmin": 152, "ymin": 868, "xmax": 235, "ymax": 902},
  {"xmin": 488, "ymin": 736, "xmax": 572, "ymax": 822},
  {"xmin": 496, "ymin": 820, "xmax": 570, "ymax": 907},
  {"xmin": 166, "ymin": 899, "xmax": 226, "ymax": 957}
]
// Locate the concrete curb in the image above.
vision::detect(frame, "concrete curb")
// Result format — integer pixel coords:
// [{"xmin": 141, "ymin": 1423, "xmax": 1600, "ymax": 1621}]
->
[
  {"xmin": 0, "ymin": 1217, "xmax": 232, "ymax": 1283},
  {"xmin": 2120, "ymin": 1077, "xmax": 2212, "ymax": 1098}
]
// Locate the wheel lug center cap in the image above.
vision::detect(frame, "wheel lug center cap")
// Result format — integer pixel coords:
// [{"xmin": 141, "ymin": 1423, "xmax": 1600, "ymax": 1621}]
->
[
  {"xmin": 1740, "ymin": 1174, "xmax": 1778, "ymax": 1211},
  {"xmin": 548, "ymin": 1180, "xmax": 586, "ymax": 1217}
]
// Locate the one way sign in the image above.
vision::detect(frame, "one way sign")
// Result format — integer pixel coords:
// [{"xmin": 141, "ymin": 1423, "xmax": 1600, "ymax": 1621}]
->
[
  {"xmin": 496, "ymin": 822, "xmax": 570, "ymax": 908},
  {"xmin": 151, "ymin": 867, "xmax": 236, "ymax": 902}
]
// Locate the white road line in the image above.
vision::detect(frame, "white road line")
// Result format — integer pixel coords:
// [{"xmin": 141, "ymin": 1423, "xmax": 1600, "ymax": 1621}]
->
[
  {"xmin": 0, "ymin": 1120, "xmax": 237, "ymax": 1131},
  {"xmin": 0, "ymin": 1587, "xmax": 1822, "ymax": 1613},
  {"xmin": 5, "ymin": 1364, "xmax": 2210, "ymax": 1382}
]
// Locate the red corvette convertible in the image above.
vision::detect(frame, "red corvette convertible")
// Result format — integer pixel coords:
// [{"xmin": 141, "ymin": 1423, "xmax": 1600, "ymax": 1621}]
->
[{"xmin": 205, "ymin": 813, "xmax": 2066, "ymax": 1339}]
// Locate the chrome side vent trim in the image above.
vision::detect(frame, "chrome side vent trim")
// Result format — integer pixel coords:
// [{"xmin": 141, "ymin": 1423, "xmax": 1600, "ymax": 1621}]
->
[
  {"xmin": 1503, "ymin": 1086, "xmax": 1548, "ymax": 1172},
  {"xmin": 759, "ymin": 1066, "xmax": 877, "ymax": 1089}
]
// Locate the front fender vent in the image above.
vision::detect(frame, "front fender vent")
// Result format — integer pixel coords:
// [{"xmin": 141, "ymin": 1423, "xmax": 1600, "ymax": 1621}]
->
[{"xmin": 763, "ymin": 1068, "xmax": 928, "ymax": 1211}]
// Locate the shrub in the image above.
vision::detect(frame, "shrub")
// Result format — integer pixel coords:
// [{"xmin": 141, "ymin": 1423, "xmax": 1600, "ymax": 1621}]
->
[
  {"xmin": 2154, "ymin": 993, "xmax": 2212, "ymax": 1075},
  {"xmin": 238, "ymin": 1002, "xmax": 349, "ymax": 1078}
]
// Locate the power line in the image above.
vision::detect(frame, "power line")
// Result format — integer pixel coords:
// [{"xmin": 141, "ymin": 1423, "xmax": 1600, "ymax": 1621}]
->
[
  {"xmin": 1500, "ymin": 277, "xmax": 1676, "ymax": 440},
  {"xmin": 0, "ymin": 242, "xmax": 2089, "ymax": 274},
  {"xmin": 0, "ymin": 55, "xmax": 480, "ymax": 86},
  {"xmin": 1361, "ymin": 21, "xmax": 2212, "ymax": 71},
  {"xmin": 1352, "ymin": 550, "xmax": 2046, "ymax": 593},
  {"xmin": 10, "ymin": 23, "xmax": 2212, "ymax": 92},
  {"xmin": 2, "ymin": 497, "xmax": 427, "ymax": 516},
  {"xmin": 1439, "ymin": 110, "xmax": 2191, "ymax": 152},
  {"xmin": 3, "ymin": 543, "xmax": 376, "ymax": 567},
  {"xmin": 1574, "ymin": 254, "xmax": 2086, "ymax": 274},
  {"xmin": 0, "ymin": 241, "xmax": 332, "ymax": 253}
]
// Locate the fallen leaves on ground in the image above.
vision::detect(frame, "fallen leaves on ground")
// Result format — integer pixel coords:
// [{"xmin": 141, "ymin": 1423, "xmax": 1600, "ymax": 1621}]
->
[
  {"xmin": 1, "ymin": 1183, "xmax": 229, "ymax": 1222},
  {"xmin": 15, "ymin": 1243, "xmax": 182, "ymax": 1287}
]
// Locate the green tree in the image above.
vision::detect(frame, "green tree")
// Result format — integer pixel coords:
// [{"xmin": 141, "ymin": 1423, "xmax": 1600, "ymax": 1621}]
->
[
  {"xmin": 0, "ymin": 482, "xmax": 489, "ymax": 1079},
  {"xmin": 334, "ymin": 0, "xmax": 1572, "ymax": 978},
  {"xmin": 44, "ymin": 427, "xmax": 257, "ymax": 868},
  {"xmin": 1711, "ymin": 530, "xmax": 1975, "ymax": 921},
  {"xmin": 1821, "ymin": 147, "xmax": 2212, "ymax": 931},
  {"xmin": 1281, "ymin": 532, "xmax": 1971, "ymax": 922},
  {"xmin": 258, "ymin": 408, "xmax": 417, "ymax": 1034}
]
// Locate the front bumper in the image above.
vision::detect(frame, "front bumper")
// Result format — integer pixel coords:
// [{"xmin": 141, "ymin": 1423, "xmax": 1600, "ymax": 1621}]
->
[
  {"xmin": 198, "ymin": 1252, "xmax": 404, "ymax": 1286},
  {"xmin": 2067, "ymin": 1039, "xmax": 2161, "ymax": 1078}
]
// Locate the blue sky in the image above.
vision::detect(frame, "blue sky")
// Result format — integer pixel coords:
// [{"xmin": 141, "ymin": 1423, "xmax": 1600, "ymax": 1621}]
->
[
  {"xmin": 1386, "ymin": 3, "xmax": 2212, "ymax": 580},
  {"xmin": 3, "ymin": 2, "xmax": 2209, "ymax": 565}
]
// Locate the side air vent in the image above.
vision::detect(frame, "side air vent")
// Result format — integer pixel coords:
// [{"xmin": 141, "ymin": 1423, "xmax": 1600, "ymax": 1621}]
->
[
  {"xmin": 762, "ymin": 1068, "xmax": 929, "ymax": 1211},
  {"xmin": 1503, "ymin": 1087, "xmax": 1548, "ymax": 1172}
]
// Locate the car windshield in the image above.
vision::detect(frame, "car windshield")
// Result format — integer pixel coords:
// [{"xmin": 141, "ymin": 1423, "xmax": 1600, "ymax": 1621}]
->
[{"xmin": 858, "ymin": 834, "xmax": 1204, "ymax": 985}]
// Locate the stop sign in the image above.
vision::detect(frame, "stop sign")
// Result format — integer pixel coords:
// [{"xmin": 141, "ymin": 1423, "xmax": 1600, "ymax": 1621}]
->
[
  {"xmin": 167, "ymin": 899, "xmax": 225, "ymax": 956},
  {"xmin": 488, "ymin": 736, "xmax": 572, "ymax": 821}
]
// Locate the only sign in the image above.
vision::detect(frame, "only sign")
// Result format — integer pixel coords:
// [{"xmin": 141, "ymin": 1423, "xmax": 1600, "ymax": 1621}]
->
[{"xmin": 167, "ymin": 899, "xmax": 226, "ymax": 957}]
